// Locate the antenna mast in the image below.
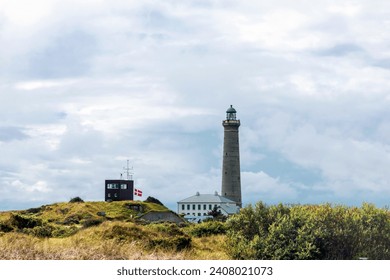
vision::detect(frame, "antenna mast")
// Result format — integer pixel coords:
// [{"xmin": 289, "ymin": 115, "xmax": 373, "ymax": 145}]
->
[{"xmin": 123, "ymin": 159, "xmax": 133, "ymax": 180}]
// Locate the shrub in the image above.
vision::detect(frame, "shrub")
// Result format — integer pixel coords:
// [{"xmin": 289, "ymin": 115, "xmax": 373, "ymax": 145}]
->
[
  {"xmin": 23, "ymin": 206, "xmax": 44, "ymax": 214},
  {"xmin": 187, "ymin": 221, "xmax": 227, "ymax": 237},
  {"xmin": 82, "ymin": 218, "xmax": 103, "ymax": 228},
  {"xmin": 144, "ymin": 196, "xmax": 164, "ymax": 206},
  {"xmin": 225, "ymin": 202, "xmax": 390, "ymax": 260},
  {"xmin": 0, "ymin": 221, "xmax": 13, "ymax": 233},
  {"xmin": 51, "ymin": 226, "xmax": 79, "ymax": 238},
  {"xmin": 147, "ymin": 223, "xmax": 184, "ymax": 237},
  {"xmin": 148, "ymin": 236, "xmax": 191, "ymax": 251},
  {"xmin": 9, "ymin": 214, "xmax": 42, "ymax": 229},
  {"xmin": 103, "ymin": 224, "xmax": 146, "ymax": 242},
  {"xmin": 31, "ymin": 224, "xmax": 54, "ymax": 238},
  {"xmin": 69, "ymin": 197, "xmax": 84, "ymax": 203}
]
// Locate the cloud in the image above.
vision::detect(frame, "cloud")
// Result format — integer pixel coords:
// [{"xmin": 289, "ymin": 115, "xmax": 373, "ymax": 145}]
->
[
  {"xmin": 28, "ymin": 30, "xmax": 97, "ymax": 78},
  {"xmin": 1, "ymin": 0, "xmax": 390, "ymax": 210},
  {"xmin": 0, "ymin": 126, "xmax": 29, "ymax": 142},
  {"xmin": 242, "ymin": 171, "xmax": 298, "ymax": 204}
]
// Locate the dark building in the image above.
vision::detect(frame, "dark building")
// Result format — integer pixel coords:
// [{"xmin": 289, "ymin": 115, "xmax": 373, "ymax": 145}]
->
[
  {"xmin": 105, "ymin": 179, "xmax": 134, "ymax": 201},
  {"xmin": 221, "ymin": 105, "xmax": 242, "ymax": 207}
]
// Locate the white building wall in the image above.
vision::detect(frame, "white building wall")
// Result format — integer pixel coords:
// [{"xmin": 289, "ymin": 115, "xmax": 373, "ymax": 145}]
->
[{"xmin": 177, "ymin": 203, "xmax": 219, "ymax": 216}]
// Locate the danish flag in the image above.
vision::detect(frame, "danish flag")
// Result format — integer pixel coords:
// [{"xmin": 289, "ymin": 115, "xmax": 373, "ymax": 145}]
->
[{"xmin": 134, "ymin": 188, "xmax": 143, "ymax": 197}]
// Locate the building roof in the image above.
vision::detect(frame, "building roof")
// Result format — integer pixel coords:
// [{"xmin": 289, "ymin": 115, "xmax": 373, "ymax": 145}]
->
[
  {"xmin": 178, "ymin": 192, "xmax": 237, "ymax": 204},
  {"xmin": 226, "ymin": 105, "xmax": 236, "ymax": 113},
  {"xmin": 220, "ymin": 203, "xmax": 240, "ymax": 215}
]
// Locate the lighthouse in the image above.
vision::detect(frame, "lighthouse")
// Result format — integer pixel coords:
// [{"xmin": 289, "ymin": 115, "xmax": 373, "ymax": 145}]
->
[{"xmin": 221, "ymin": 105, "xmax": 242, "ymax": 207}]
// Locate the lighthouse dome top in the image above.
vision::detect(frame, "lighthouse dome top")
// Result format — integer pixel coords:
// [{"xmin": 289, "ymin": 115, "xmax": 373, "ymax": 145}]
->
[
  {"xmin": 226, "ymin": 105, "xmax": 236, "ymax": 113},
  {"xmin": 225, "ymin": 105, "xmax": 238, "ymax": 121}
]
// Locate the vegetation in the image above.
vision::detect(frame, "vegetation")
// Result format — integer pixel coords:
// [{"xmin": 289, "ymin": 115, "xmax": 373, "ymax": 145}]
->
[
  {"xmin": 226, "ymin": 202, "xmax": 390, "ymax": 260},
  {"xmin": 0, "ymin": 200, "xmax": 389, "ymax": 260},
  {"xmin": 207, "ymin": 206, "xmax": 226, "ymax": 221},
  {"xmin": 0, "ymin": 200, "xmax": 227, "ymax": 259},
  {"xmin": 184, "ymin": 221, "xmax": 227, "ymax": 237},
  {"xmin": 69, "ymin": 197, "xmax": 84, "ymax": 203},
  {"xmin": 144, "ymin": 196, "xmax": 164, "ymax": 206}
]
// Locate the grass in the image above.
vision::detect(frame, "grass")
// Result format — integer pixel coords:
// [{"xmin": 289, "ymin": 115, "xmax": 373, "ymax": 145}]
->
[{"xmin": 0, "ymin": 201, "xmax": 228, "ymax": 260}]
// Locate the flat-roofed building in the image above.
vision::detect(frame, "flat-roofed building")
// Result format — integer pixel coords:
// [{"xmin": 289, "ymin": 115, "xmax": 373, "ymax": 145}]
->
[
  {"xmin": 105, "ymin": 179, "xmax": 134, "ymax": 201},
  {"xmin": 177, "ymin": 191, "xmax": 239, "ymax": 217}
]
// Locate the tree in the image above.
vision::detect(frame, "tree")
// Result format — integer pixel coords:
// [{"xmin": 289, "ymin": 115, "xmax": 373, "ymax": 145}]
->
[{"xmin": 207, "ymin": 205, "xmax": 226, "ymax": 221}]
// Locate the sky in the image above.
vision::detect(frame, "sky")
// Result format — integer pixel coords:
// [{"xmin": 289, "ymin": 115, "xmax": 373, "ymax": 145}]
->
[{"xmin": 1, "ymin": 0, "xmax": 390, "ymax": 211}]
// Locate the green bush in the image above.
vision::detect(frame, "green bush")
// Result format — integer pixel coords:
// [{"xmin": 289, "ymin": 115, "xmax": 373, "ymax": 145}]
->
[
  {"xmin": 103, "ymin": 224, "xmax": 146, "ymax": 242},
  {"xmin": 62, "ymin": 214, "xmax": 81, "ymax": 225},
  {"xmin": 187, "ymin": 221, "xmax": 227, "ymax": 237},
  {"xmin": 69, "ymin": 197, "xmax": 84, "ymax": 203},
  {"xmin": 31, "ymin": 224, "xmax": 54, "ymax": 238},
  {"xmin": 144, "ymin": 196, "xmax": 164, "ymax": 206},
  {"xmin": 147, "ymin": 222, "xmax": 184, "ymax": 237},
  {"xmin": 82, "ymin": 218, "xmax": 103, "ymax": 228},
  {"xmin": 147, "ymin": 236, "xmax": 191, "ymax": 251},
  {"xmin": 51, "ymin": 226, "xmax": 79, "ymax": 238},
  {"xmin": 9, "ymin": 214, "xmax": 42, "ymax": 229},
  {"xmin": 23, "ymin": 206, "xmax": 44, "ymax": 214},
  {"xmin": 0, "ymin": 221, "xmax": 13, "ymax": 233},
  {"xmin": 226, "ymin": 202, "xmax": 390, "ymax": 260}
]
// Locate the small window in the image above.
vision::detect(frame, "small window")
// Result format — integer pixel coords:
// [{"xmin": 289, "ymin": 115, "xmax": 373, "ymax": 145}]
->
[
  {"xmin": 107, "ymin": 183, "xmax": 119, "ymax": 189},
  {"xmin": 120, "ymin": 184, "xmax": 127, "ymax": 189},
  {"xmin": 192, "ymin": 205, "xmax": 195, "ymax": 210},
  {"xmin": 198, "ymin": 204, "xmax": 201, "ymax": 210},
  {"xmin": 187, "ymin": 205, "xmax": 190, "ymax": 210},
  {"xmin": 198, "ymin": 213, "xmax": 201, "ymax": 216},
  {"xmin": 108, "ymin": 193, "xmax": 111, "ymax": 198},
  {"xmin": 182, "ymin": 205, "xmax": 185, "ymax": 210},
  {"xmin": 114, "ymin": 193, "xmax": 118, "ymax": 197},
  {"xmin": 209, "ymin": 205, "xmax": 212, "ymax": 210},
  {"xmin": 203, "ymin": 204, "xmax": 206, "ymax": 210}
]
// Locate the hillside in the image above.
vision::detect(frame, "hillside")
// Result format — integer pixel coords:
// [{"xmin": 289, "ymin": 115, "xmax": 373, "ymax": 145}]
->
[
  {"xmin": 0, "ymin": 200, "xmax": 228, "ymax": 260},
  {"xmin": 3, "ymin": 201, "xmax": 388, "ymax": 260}
]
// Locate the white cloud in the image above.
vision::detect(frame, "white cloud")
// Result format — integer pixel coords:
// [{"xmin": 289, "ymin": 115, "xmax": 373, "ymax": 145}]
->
[
  {"xmin": 242, "ymin": 171, "xmax": 298, "ymax": 204},
  {"xmin": 1, "ymin": 0, "xmax": 390, "ymax": 210}
]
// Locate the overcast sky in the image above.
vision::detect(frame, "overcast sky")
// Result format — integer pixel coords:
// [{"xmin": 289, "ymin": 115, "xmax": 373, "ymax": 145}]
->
[{"xmin": 1, "ymin": 0, "xmax": 390, "ymax": 211}]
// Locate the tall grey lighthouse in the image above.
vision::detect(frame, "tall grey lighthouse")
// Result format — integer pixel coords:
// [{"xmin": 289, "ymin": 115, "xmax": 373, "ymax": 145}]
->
[{"xmin": 221, "ymin": 105, "xmax": 242, "ymax": 207}]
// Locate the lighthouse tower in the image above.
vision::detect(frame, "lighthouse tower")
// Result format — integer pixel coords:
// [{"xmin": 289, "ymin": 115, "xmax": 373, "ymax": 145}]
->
[{"xmin": 221, "ymin": 105, "xmax": 242, "ymax": 207}]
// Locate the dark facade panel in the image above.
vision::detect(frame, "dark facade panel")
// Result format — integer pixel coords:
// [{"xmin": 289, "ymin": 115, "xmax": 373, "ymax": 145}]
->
[{"xmin": 105, "ymin": 179, "xmax": 134, "ymax": 201}]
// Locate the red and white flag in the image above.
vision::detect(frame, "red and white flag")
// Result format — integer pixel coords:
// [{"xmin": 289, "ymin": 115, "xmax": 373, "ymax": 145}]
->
[{"xmin": 134, "ymin": 188, "xmax": 143, "ymax": 197}]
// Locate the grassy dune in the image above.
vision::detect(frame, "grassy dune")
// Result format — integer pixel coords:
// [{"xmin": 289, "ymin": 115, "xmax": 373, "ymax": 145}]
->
[{"xmin": 0, "ymin": 201, "xmax": 227, "ymax": 260}]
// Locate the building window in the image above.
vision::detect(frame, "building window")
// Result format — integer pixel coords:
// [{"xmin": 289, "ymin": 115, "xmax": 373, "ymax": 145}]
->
[
  {"xmin": 203, "ymin": 204, "xmax": 206, "ymax": 210},
  {"xmin": 198, "ymin": 213, "xmax": 201, "ymax": 216},
  {"xmin": 209, "ymin": 205, "xmax": 212, "ymax": 210},
  {"xmin": 108, "ymin": 193, "xmax": 111, "ymax": 198},
  {"xmin": 187, "ymin": 205, "xmax": 190, "ymax": 210},
  {"xmin": 198, "ymin": 205, "xmax": 201, "ymax": 210},
  {"xmin": 114, "ymin": 193, "xmax": 118, "ymax": 197},
  {"xmin": 192, "ymin": 205, "xmax": 195, "ymax": 210},
  {"xmin": 182, "ymin": 205, "xmax": 185, "ymax": 210},
  {"xmin": 107, "ymin": 183, "xmax": 119, "ymax": 189},
  {"xmin": 120, "ymin": 184, "xmax": 127, "ymax": 189}
]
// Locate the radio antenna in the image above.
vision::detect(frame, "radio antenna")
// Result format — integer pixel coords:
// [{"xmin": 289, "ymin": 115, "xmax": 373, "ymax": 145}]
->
[{"xmin": 123, "ymin": 159, "xmax": 133, "ymax": 180}]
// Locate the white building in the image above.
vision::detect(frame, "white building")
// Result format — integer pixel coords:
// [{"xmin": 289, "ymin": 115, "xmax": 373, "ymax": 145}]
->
[{"xmin": 177, "ymin": 191, "xmax": 239, "ymax": 218}]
